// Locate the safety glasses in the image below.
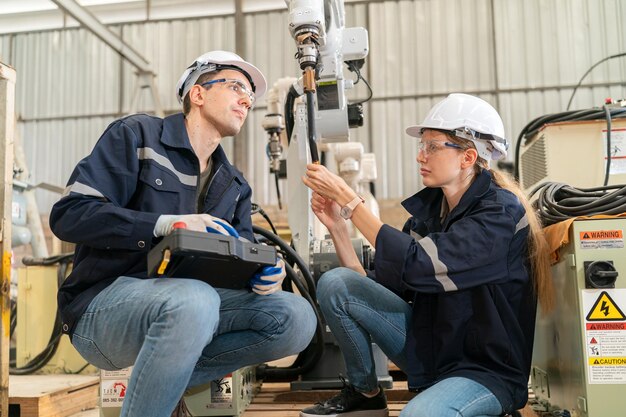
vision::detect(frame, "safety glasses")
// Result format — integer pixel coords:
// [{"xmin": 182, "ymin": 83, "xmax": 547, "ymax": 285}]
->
[
  {"xmin": 417, "ymin": 140, "xmax": 463, "ymax": 156},
  {"xmin": 201, "ymin": 78, "xmax": 256, "ymax": 108}
]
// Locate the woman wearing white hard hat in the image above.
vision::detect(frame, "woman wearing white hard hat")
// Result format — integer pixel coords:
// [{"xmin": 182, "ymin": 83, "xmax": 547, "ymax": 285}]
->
[{"xmin": 301, "ymin": 93, "xmax": 554, "ymax": 417}]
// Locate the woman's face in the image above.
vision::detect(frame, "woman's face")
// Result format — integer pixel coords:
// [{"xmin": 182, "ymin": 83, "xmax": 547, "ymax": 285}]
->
[{"xmin": 415, "ymin": 129, "xmax": 466, "ymax": 188}]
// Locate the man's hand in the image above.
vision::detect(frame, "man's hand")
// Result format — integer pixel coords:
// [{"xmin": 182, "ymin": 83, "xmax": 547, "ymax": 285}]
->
[
  {"xmin": 249, "ymin": 258, "xmax": 286, "ymax": 295},
  {"xmin": 154, "ymin": 214, "xmax": 239, "ymax": 237}
]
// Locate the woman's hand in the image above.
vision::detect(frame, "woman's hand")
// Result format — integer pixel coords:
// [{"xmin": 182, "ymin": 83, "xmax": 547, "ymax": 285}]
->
[
  {"xmin": 302, "ymin": 164, "xmax": 350, "ymax": 203},
  {"xmin": 311, "ymin": 192, "xmax": 344, "ymax": 231}
]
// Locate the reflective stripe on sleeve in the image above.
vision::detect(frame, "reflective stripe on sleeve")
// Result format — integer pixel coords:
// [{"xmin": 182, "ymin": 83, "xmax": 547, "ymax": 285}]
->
[
  {"xmin": 417, "ymin": 236, "xmax": 458, "ymax": 292},
  {"xmin": 514, "ymin": 214, "xmax": 529, "ymax": 234},
  {"xmin": 137, "ymin": 147, "xmax": 197, "ymax": 186},
  {"xmin": 63, "ymin": 181, "xmax": 106, "ymax": 199},
  {"xmin": 410, "ymin": 230, "xmax": 423, "ymax": 241}
]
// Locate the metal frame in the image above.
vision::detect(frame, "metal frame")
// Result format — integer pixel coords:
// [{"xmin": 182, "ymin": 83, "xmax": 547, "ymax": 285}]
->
[
  {"xmin": 51, "ymin": 0, "xmax": 163, "ymax": 116},
  {"xmin": 0, "ymin": 61, "xmax": 16, "ymax": 417}
]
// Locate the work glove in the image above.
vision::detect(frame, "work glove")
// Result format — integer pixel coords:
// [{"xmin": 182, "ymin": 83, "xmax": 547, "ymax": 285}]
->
[
  {"xmin": 154, "ymin": 214, "xmax": 239, "ymax": 237},
  {"xmin": 249, "ymin": 258, "xmax": 286, "ymax": 296}
]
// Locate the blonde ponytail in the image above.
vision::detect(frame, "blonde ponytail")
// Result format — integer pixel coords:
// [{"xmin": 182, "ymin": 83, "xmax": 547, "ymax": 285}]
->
[{"xmin": 487, "ymin": 167, "xmax": 555, "ymax": 313}]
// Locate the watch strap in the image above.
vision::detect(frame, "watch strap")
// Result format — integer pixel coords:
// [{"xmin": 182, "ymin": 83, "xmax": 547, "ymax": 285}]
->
[{"xmin": 345, "ymin": 195, "xmax": 364, "ymax": 211}]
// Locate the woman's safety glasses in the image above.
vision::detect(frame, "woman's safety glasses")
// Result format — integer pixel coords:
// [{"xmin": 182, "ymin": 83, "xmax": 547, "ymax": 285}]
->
[
  {"xmin": 201, "ymin": 78, "xmax": 256, "ymax": 108},
  {"xmin": 417, "ymin": 140, "xmax": 463, "ymax": 156}
]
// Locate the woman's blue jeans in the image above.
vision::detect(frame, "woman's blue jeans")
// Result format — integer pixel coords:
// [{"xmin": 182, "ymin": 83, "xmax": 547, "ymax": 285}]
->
[
  {"xmin": 317, "ymin": 267, "xmax": 503, "ymax": 417},
  {"xmin": 72, "ymin": 276, "xmax": 316, "ymax": 417}
]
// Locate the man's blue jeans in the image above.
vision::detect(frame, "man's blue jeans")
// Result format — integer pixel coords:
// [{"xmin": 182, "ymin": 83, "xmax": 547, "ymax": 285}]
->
[
  {"xmin": 71, "ymin": 276, "xmax": 316, "ymax": 417},
  {"xmin": 317, "ymin": 267, "xmax": 503, "ymax": 417}
]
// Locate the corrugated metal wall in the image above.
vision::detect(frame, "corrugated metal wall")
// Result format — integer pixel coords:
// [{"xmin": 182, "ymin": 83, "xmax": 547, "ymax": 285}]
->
[{"xmin": 0, "ymin": 0, "xmax": 624, "ymax": 213}]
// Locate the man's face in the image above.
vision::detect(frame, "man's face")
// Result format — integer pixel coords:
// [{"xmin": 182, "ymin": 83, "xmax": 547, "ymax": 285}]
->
[{"xmin": 198, "ymin": 69, "xmax": 253, "ymax": 137}]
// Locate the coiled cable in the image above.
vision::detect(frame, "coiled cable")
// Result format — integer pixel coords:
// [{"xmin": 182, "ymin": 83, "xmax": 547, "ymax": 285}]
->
[{"xmin": 530, "ymin": 182, "xmax": 626, "ymax": 226}]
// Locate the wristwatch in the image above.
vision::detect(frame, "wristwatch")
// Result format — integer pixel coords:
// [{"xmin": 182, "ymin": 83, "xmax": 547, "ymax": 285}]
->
[{"xmin": 339, "ymin": 195, "xmax": 365, "ymax": 220}]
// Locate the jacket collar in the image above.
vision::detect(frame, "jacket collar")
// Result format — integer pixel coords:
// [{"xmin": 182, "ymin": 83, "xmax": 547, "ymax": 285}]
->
[
  {"xmin": 401, "ymin": 169, "xmax": 493, "ymax": 222},
  {"xmin": 161, "ymin": 113, "xmax": 194, "ymax": 151}
]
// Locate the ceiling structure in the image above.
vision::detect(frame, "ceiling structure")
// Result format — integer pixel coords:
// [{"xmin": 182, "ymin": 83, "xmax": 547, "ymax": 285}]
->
[{"xmin": 0, "ymin": 0, "xmax": 294, "ymax": 34}]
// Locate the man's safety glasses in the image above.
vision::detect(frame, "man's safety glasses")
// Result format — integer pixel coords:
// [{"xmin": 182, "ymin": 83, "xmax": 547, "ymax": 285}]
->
[
  {"xmin": 417, "ymin": 140, "xmax": 463, "ymax": 156},
  {"xmin": 201, "ymin": 78, "xmax": 256, "ymax": 107}
]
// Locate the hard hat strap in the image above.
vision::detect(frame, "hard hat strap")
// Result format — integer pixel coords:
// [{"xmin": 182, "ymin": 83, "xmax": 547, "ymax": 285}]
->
[{"xmin": 452, "ymin": 127, "xmax": 508, "ymax": 147}]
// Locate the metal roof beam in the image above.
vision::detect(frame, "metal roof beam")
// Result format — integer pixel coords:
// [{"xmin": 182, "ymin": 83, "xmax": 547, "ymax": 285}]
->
[{"xmin": 50, "ymin": 0, "xmax": 153, "ymax": 74}]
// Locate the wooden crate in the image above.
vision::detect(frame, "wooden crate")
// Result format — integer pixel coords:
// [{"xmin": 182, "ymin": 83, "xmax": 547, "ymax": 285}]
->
[{"xmin": 9, "ymin": 375, "xmax": 99, "ymax": 417}]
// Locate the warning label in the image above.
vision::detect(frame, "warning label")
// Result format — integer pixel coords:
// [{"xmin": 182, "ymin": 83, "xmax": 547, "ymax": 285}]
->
[
  {"xmin": 580, "ymin": 230, "xmax": 624, "ymax": 249},
  {"xmin": 587, "ymin": 322, "xmax": 626, "ymax": 330},
  {"xmin": 587, "ymin": 291, "xmax": 626, "ymax": 321},
  {"xmin": 583, "ymin": 289, "xmax": 626, "ymax": 384},
  {"xmin": 603, "ymin": 128, "xmax": 626, "ymax": 174},
  {"xmin": 209, "ymin": 374, "xmax": 233, "ymax": 407}
]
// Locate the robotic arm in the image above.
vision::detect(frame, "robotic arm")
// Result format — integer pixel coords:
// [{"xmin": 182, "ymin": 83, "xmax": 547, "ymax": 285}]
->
[
  {"xmin": 285, "ymin": 0, "xmax": 369, "ymax": 146},
  {"xmin": 264, "ymin": 0, "xmax": 370, "ymax": 266}
]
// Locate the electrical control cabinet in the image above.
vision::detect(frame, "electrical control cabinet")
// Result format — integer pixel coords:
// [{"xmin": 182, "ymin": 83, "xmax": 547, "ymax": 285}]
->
[
  {"xmin": 16, "ymin": 265, "xmax": 96, "ymax": 374},
  {"xmin": 518, "ymin": 119, "xmax": 626, "ymax": 195},
  {"xmin": 532, "ymin": 218, "xmax": 626, "ymax": 416}
]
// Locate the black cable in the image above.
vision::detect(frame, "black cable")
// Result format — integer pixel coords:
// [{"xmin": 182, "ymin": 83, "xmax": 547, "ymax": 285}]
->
[
  {"xmin": 566, "ymin": 52, "xmax": 626, "ymax": 111},
  {"xmin": 530, "ymin": 182, "xmax": 626, "ymax": 226},
  {"xmin": 346, "ymin": 60, "xmax": 373, "ymax": 105},
  {"xmin": 306, "ymin": 90, "xmax": 320, "ymax": 163},
  {"xmin": 258, "ymin": 262, "xmax": 324, "ymax": 380},
  {"xmin": 22, "ymin": 253, "xmax": 74, "ymax": 266},
  {"xmin": 250, "ymin": 226, "xmax": 325, "ymax": 379},
  {"xmin": 251, "ymin": 203, "xmax": 278, "ymax": 236},
  {"xmin": 274, "ymin": 173, "xmax": 283, "ymax": 210},
  {"xmin": 603, "ymin": 105, "xmax": 612, "ymax": 186},
  {"xmin": 252, "ymin": 226, "xmax": 317, "ymax": 302}
]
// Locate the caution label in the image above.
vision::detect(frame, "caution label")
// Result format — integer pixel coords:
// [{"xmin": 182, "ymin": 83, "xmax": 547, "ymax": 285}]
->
[
  {"xmin": 589, "ymin": 358, "xmax": 626, "ymax": 366},
  {"xmin": 583, "ymin": 289, "xmax": 626, "ymax": 384},
  {"xmin": 580, "ymin": 230, "xmax": 624, "ymax": 249},
  {"xmin": 587, "ymin": 291, "xmax": 626, "ymax": 321}
]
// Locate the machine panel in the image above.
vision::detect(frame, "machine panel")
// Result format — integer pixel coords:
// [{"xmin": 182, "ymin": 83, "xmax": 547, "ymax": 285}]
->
[{"xmin": 532, "ymin": 218, "xmax": 626, "ymax": 416}]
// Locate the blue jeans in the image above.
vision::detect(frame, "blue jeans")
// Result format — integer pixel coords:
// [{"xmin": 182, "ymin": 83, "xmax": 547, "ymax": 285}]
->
[
  {"xmin": 317, "ymin": 267, "xmax": 503, "ymax": 417},
  {"xmin": 72, "ymin": 276, "xmax": 316, "ymax": 417}
]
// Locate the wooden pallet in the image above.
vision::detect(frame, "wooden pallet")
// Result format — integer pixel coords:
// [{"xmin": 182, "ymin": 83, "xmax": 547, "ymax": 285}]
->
[
  {"xmin": 239, "ymin": 381, "xmax": 540, "ymax": 417},
  {"xmin": 63, "ymin": 380, "xmax": 541, "ymax": 417},
  {"xmin": 9, "ymin": 375, "xmax": 99, "ymax": 417}
]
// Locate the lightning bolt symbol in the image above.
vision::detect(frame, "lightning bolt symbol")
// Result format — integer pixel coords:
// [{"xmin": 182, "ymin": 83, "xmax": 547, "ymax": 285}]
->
[{"xmin": 601, "ymin": 301, "xmax": 610, "ymax": 317}]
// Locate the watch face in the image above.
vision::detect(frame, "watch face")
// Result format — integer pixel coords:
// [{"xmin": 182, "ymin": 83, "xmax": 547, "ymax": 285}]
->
[{"xmin": 340, "ymin": 206, "xmax": 352, "ymax": 220}]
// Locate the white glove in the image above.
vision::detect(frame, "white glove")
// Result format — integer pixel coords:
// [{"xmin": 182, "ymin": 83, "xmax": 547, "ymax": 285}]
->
[
  {"xmin": 154, "ymin": 214, "xmax": 239, "ymax": 237},
  {"xmin": 249, "ymin": 258, "xmax": 286, "ymax": 296}
]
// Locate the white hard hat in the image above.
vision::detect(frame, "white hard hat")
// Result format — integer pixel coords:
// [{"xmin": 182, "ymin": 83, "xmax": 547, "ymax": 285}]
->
[
  {"xmin": 175, "ymin": 50, "xmax": 267, "ymax": 104},
  {"xmin": 406, "ymin": 93, "xmax": 509, "ymax": 160}
]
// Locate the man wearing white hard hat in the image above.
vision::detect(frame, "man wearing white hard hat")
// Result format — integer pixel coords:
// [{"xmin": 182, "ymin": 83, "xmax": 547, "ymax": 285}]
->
[
  {"xmin": 300, "ymin": 94, "xmax": 554, "ymax": 417},
  {"xmin": 50, "ymin": 51, "xmax": 315, "ymax": 417}
]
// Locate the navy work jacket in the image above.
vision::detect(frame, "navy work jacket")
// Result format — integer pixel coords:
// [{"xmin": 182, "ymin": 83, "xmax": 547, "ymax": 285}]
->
[
  {"xmin": 50, "ymin": 113, "xmax": 254, "ymax": 335},
  {"xmin": 372, "ymin": 169, "xmax": 536, "ymax": 414}
]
